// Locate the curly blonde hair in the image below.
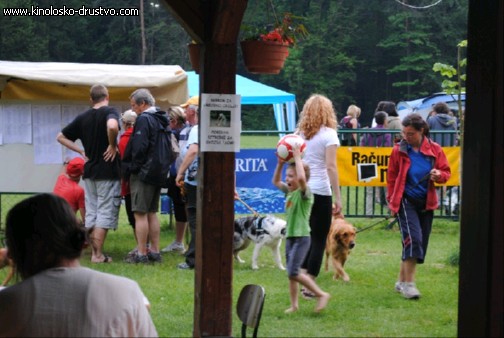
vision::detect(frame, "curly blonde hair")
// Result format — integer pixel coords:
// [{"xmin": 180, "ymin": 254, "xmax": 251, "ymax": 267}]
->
[{"xmin": 297, "ymin": 94, "xmax": 337, "ymax": 140}]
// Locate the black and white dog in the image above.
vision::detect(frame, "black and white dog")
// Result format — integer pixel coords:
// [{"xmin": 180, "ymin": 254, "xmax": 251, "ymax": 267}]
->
[{"xmin": 233, "ymin": 215, "xmax": 287, "ymax": 270}]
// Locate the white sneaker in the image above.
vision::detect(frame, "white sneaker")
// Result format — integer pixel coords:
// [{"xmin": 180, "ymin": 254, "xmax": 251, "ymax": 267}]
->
[
  {"xmin": 161, "ymin": 241, "xmax": 185, "ymax": 253},
  {"xmin": 394, "ymin": 281, "xmax": 404, "ymax": 293},
  {"xmin": 401, "ymin": 282, "xmax": 421, "ymax": 299}
]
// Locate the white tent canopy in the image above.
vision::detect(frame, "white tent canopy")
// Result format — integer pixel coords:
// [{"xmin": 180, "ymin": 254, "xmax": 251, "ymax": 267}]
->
[
  {"xmin": 0, "ymin": 60, "xmax": 188, "ymax": 105},
  {"xmin": 187, "ymin": 71, "xmax": 297, "ymax": 132}
]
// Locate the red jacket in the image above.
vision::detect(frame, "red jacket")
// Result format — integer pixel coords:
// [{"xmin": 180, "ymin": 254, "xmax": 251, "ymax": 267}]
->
[
  {"xmin": 386, "ymin": 137, "xmax": 451, "ymax": 213},
  {"xmin": 119, "ymin": 128, "xmax": 134, "ymax": 196}
]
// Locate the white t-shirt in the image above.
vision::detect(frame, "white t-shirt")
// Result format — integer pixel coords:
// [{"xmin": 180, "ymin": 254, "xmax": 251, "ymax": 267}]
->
[
  {"xmin": 0, "ymin": 267, "xmax": 158, "ymax": 337},
  {"xmin": 182, "ymin": 124, "xmax": 199, "ymax": 186},
  {"xmin": 301, "ymin": 126, "xmax": 340, "ymax": 196},
  {"xmin": 175, "ymin": 123, "xmax": 193, "ymax": 171}
]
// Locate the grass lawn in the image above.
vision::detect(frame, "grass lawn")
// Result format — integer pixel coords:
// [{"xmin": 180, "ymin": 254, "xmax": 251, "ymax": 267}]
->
[{"xmin": 62, "ymin": 208, "xmax": 460, "ymax": 337}]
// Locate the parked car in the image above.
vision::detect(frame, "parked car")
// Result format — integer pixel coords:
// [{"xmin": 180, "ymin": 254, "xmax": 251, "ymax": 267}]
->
[{"xmin": 397, "ymin": 92, "xmax": 465, "ymax": 121}]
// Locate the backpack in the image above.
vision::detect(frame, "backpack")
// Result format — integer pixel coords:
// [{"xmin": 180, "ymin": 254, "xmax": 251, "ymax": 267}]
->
[
  {"xmin": 338, "ymin": 116, "xmax": 354, "ymax": 143},
  {"xmin": 139, "ymin": 111, "xmax": 179, "ymax": 187}
]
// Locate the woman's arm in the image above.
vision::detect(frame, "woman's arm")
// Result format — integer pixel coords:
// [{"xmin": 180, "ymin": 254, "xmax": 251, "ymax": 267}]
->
[
  {"xmin": 431, "ymin": 147, "xmax": 451, "ymax": 184},
  {"xmin": 175, "ymin": 143, "xmax": 198, "ymax": 186},
  {"xmin": 326, "ymin": 145, "xmax": 342, "ymax": 214},
  {"xmin": 351, "ymin": 118, "xmax": 359, "ymax": 143}
]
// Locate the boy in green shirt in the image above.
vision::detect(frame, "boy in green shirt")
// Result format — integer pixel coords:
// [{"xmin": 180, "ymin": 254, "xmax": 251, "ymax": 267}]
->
[{"xmin": 272, "ymin": 144, "xmax": 331, "ymax": 313}]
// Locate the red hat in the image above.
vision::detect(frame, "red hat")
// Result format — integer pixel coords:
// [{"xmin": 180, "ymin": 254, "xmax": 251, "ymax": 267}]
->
[{"xmin": 66, "ymin": 157, "xmax": 85, "ymax": 177}]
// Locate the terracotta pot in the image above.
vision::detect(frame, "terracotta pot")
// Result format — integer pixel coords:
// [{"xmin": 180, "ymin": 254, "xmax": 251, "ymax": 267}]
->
[
  {"xmin": 240, "ymin": 40, "xmax": 289, "ymax": 74},
  {"xmin": 188, "ymin": 43, "xmax": 201, "ymax": 74}
]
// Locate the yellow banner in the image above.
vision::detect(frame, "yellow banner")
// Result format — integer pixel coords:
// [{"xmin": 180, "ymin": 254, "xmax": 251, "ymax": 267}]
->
[{"xmin": 337, "ymin": 146, "xmax": 460, "ymax": 187}]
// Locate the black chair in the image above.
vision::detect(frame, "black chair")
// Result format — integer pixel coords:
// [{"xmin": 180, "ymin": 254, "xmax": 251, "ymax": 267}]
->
[{"xmin": 236, "ymin": 284, "xmax": 266, "ymax": 338}]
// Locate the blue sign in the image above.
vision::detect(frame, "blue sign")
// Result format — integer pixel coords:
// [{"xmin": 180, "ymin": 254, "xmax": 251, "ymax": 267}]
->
[{"xmin": 234, "ymin": 149, "xmax": 286, "ymax": 214}]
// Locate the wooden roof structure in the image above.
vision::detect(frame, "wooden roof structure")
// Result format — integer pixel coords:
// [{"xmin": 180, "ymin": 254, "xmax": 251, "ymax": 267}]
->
[{"xmin": 161, "ymin": 1, "xmax": 502, "ymax": 337}]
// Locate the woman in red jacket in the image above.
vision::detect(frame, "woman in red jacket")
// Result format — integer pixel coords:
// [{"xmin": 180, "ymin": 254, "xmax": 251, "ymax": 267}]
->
[{"xmin": 387, "ymin": 113, "xmax": 451, "ymax": 300}]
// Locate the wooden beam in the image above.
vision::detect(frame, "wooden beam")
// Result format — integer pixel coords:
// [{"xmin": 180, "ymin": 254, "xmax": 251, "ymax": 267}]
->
[
  {"xmin": 211, "ymin": 1, "xmax": 248, "ymax": 44},
  {"xmin": 161, "ymin": 0, "xmax": 204, "ymax": 42}
]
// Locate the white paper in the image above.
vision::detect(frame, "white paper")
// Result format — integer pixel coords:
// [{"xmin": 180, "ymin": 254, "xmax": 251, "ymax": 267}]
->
[
  {"xmin": 0, "ymin": 104, "xmax": 32, "ymax": 144},
  {"xmin": 62, "ymin": 104, "xmax": 87, "ymax": 125},
  {"xmin": 32, "ymin": 105, "xmax": 63, "ymax": 164},
  {"xmin": 200, "ymin": 94, "xmax": 241, "ymax": 152}
]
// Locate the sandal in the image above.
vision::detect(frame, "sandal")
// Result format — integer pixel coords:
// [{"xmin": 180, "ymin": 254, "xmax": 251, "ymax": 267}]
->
[
  {"xmin": 92, "ymin": 255, "xmax": 112, "ymax": 263},
  {"xmin": 301, "ymin": 287, "xmax": 316, "ymax": 300}
]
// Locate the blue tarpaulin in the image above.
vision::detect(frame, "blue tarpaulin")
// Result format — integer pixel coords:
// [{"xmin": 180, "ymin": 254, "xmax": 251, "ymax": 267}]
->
[{"xmin": 186, "ymin": 71, "xmax": 298, "ymax": 132}]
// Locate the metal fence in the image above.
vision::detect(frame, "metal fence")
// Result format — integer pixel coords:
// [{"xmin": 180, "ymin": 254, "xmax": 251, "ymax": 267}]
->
[
  {"xmin": 337, "ymin": 128, "xmax": 460, "ymax": 219},
  {"xmin": 0, "ymin": 129, "xmax": 461, "ymax": 228}
]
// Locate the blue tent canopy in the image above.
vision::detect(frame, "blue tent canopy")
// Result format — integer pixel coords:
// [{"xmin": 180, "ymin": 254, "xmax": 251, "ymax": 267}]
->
[{"xmin": 186, "ymin": 71, "xmax": 297, "ymax": 132}]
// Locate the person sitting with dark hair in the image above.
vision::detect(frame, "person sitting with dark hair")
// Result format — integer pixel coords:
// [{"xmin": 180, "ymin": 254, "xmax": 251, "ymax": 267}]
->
[
  {"xmin": 0, "ymin": 193, "xmax": 158, "ymax": 337},
  {"xmin": 360, "ymin": 111, "xmax": 392, "ymax": 147}
]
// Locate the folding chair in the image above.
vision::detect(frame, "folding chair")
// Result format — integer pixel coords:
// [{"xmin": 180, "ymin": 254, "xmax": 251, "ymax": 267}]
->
[{"xmin": 236, "ymin": 284, "xmax": 266, "ymax": 338}]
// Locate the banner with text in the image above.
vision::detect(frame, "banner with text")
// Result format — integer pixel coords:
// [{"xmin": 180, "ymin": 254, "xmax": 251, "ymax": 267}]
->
[
  {"xmin": 336, "ymin": 146, "xmax": 460, "ymax": 187},
  {"xmin": 234, "ymin": 147, "xmax": 460, "ymax": 214},
  {"xmin": 234, "ymin": 149, "xmax": 285, "ymax": 214}
]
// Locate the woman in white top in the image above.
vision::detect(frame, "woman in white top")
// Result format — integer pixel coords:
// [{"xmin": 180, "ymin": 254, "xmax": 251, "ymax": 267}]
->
[
  {"xmin": 296, "ymin": 94, "xmax": 342, "ymax": 298},
  {"xmin": 0, "ymin": 193, "xmax": 158, "ymax": 337}
]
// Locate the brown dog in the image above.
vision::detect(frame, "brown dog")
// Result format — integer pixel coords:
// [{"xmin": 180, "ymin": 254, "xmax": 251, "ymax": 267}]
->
[
  {"xmin": 324, "ymin": 213, "xmax": 356, "ymax": 282},
  {"xmin": 0, "ymin": 247, "xmax": 15, "ymax": 286}
]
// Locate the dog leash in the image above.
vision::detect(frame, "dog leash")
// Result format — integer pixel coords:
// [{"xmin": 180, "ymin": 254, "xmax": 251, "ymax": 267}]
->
[
  {"xmin": 356, "ymin": 217, "xmax": 393, "ymax": 233},
  {"xmin": 237, "ymin": 197, "xmax": 260, "ymax": 217}
]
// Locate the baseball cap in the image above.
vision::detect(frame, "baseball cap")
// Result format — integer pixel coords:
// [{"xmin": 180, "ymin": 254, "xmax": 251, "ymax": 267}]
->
[
  {"xmin": 66, "ymin": 157, "xmax": 85, "ymax": 177},
  {"xmin": 121, "ymin": 109, "xmax": 137, "ymax": 124},
  {"xmin": 181, "ymin": 96, "xmax": 199, "ymax": 108}
]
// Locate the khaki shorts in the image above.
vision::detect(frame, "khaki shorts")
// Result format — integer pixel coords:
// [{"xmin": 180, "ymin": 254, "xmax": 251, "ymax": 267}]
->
[
  {"xmin": 83, "ymin": 179, "xmax": 121, "ymax": 229},
  {"xmin": 130, "ymin": 174, "xmax": 161, "ymax": 213}
]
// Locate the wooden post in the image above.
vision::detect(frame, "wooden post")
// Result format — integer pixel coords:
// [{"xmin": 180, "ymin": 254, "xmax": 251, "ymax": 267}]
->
[
  {"xmin": 193, "ymin": 2, "xmax": 247, "ymax": 336},
  {"xmin": 192, "ymin": 43, "xmax": 238, "ymax": 337},
  {"xmin": 458, "ymin": 1, "xmax": 503, "ymax": 336}
]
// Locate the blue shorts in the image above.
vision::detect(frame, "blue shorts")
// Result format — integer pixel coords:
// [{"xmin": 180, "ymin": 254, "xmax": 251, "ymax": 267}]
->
[
  {"xmin": 84, "ymin": 179, "xmax": 121, "ymax": 229},
  {"xmin": 397, "ymin": 197, "xmax": 434, "ymax": 264},
  {"xmin": 285, "ymin": 236, "xmax": 311, "ymax": 277}
]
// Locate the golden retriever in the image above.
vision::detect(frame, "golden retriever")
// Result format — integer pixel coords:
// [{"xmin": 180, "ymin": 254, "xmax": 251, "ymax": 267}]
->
[
  {"xmin": 0, "ymin": 247, "xmax": 15, "ymax": 286},
  {"xmin": 324, "ymin": 213, "xmax": 356, "ymax": 282}
]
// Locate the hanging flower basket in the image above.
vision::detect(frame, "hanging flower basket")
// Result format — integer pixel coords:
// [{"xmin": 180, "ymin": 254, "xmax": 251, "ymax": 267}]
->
[
  {"xmin": 240, "ymin": 41, "xmax": 289, "ymax": 74},
  {"xmin": 188, "ymin": 43, "xmax": 201, "ymax": 74}
]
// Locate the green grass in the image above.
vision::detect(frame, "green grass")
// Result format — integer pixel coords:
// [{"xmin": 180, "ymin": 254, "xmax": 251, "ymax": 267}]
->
[
  {"xmin": 3, "ymin": 209, "xmax": 456, "ymax": 337},
  {"xmin": 0, "ymin": 133, "xmax": 460, "ymax": 336},
  {"xmin": 240, "ymin": 135, "xmax": 279, "ymax": 148}
]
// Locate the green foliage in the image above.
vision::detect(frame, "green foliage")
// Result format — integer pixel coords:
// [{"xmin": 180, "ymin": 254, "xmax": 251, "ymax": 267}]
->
[
  {"xmin": 0, "ymin": 0, "xmax": 469, "ymax": 128},
  {"xmin": 432, "ymin": 39, "xmax": 467, "ymax": 95}
]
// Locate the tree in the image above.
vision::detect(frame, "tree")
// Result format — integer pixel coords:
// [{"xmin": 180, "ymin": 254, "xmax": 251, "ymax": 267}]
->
[{"xmin": 433, "ymin": 39, "xmax": 467, "ymax": 147}]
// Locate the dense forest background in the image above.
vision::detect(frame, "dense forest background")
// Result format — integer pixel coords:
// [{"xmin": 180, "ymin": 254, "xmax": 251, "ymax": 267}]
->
[{"xmin": 0, "ymin": 0, "xmax": 468, "ymax": 128}]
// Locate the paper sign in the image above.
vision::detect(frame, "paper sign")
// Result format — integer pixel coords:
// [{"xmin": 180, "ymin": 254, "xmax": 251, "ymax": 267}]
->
[{"xmin": 200, "ymin": 93, "xmax": 241, "ymax": 152}]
